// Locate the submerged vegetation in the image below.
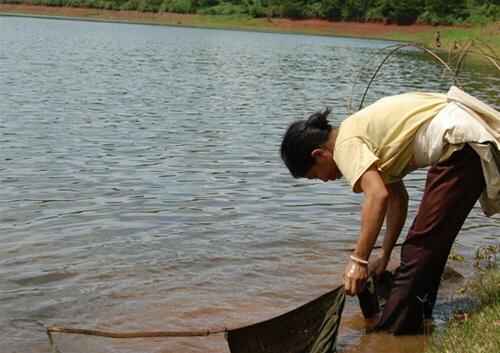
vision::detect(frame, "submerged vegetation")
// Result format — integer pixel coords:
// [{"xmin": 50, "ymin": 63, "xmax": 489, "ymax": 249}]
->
[{"xmin": 2, "ymin": 0, "xmax": 499, "ymax": 25}]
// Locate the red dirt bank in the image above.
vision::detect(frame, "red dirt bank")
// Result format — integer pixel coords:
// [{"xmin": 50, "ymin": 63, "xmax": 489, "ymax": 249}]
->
[{"xmin": 0, "ymin": 3, "xmax": 442, "ymax": 38}]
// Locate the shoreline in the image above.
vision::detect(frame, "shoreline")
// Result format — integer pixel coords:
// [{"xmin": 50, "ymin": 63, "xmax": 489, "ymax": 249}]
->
[
  {"xmin": 0, "ymin": 5, "xmax": 440, "ymax": 39},
  {"xmin": 426, "ymin": 267, "xmax": 500, "ymax": 353},
  {"xmin": 2, "ymin": 4, "xmax": 498, "ymax": 51},
  {"xmin": 0, "ymin": 11, "xmax": 398, "ymax": 42}
]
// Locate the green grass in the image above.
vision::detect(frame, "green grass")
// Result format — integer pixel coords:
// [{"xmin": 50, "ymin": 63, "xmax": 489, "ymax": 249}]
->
[
  {"xmin": 426, "ymin": 269, "xmax": 500, "ymax": 353},
  {"xmin": 384, "ymin": 24, "xmax": 500, "ymax": 54}
]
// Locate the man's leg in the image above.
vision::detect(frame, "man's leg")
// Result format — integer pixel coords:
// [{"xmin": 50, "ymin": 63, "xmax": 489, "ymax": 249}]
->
[{"xmin": 376, "ymin": 145, "xmax": 485, "ymax": 334}]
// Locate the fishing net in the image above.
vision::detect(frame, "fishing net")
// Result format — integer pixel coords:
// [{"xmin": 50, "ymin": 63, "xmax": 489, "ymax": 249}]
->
[
  {"xmin": 47, "ymin": 275, "xmax": 401, "ymax": 353},
  {"xmin": 226, "ymin": 286, "xmax": 345, "ymax": 353}
]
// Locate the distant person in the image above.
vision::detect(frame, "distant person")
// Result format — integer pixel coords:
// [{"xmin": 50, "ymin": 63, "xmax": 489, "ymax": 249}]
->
[
  {"xmin": 435, "ymin": 31, "xmax": 441, "ymax": 48},
  {"xmin": 280, "ymin": 86, "xmax": 500, "ymax": 334}
]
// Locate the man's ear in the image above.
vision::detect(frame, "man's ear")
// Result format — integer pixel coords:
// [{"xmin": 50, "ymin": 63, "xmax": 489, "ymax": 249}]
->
[{"xmin": 310, "ymin": 148, "xmax": 325, "ymax": 160}]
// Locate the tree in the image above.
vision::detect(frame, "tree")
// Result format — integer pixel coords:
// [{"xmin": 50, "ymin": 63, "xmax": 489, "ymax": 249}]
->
[
  {"xmin": 425, "ymin": 0, "xmax": 467, "ymax": 22},
  {"xmin": 321, "ymin": 0, "xmax": 343, "ymax": 20}
]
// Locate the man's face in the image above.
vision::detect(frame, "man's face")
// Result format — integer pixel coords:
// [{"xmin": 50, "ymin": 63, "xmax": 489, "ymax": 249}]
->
[{"xmin": 305, "ymin": 148, "xmax": 340, "ymax": 182}]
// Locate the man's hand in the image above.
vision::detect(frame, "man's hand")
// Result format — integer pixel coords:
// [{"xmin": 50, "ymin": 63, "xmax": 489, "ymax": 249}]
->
[
  {"xmin": 344, "ymin": 259, "xmax": 368, "ymax": 296},
  {"xmin": 368, "ymin": 254, "xmax": 389, "ymax": 278}
]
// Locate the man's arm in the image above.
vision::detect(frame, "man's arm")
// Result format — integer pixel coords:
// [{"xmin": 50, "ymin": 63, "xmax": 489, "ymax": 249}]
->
[{"xmin": 344, "ymin": 165, "xmax": 389, "ymax": 296}]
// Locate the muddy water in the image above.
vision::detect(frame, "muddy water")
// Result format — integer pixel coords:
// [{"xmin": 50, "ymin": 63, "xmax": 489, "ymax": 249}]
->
[{"xmin": 0, "ymin": 16, "xmax": 499, "ymax": 353}]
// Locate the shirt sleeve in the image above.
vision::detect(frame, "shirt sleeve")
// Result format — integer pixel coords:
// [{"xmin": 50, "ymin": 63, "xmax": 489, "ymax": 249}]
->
[{"xmin": 333, "ymin": 138, "xmax": 379, "ymax": 191}]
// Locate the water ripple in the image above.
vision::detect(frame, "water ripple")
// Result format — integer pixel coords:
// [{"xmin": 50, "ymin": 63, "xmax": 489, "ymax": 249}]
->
[{"xmin": 0, "ymin": 16, "xmax": 498, "ymax": 353}]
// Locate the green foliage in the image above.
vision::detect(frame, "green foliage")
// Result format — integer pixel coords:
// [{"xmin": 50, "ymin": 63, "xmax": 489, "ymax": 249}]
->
[
  {"xmin": 281, "ymin": 0, "xmax": 307, "ymax": 19},
  {"xmin": 304, "ymin": 1, "xmax": 322, "ymax": 17},
  {"xmin": 119, "ymin": 0, "xmax": 162, "ymax": 11},
  {"xmin": 467, "ymin": 3, "xmax": 500, "ymax": 24},
  {"xmin": 120, "ymin": 0, "xmax": 138, "ymax": 10},
  {"xmin": 158, "ymin": 0, "xmax": 170, "ymax": 11},
  {"xmin": 320, "ymin": 0, "xmax": 343, "ymax": 20},
  {"xmin": 365, "ymin": 4, "xmax": 385, "ymax": 21},
  {"xmin": 368, "ymin": 0, "xmax": 424, "ymax": 24},
  {"xmin": 196, "ymin": 1, "xmax": 246, "ymax": 14},
  {"xmin": 45, "ymin": 0, "xmax": 65, "ymax": 6},
  {"xmin": 425, "ymin": 0, "xmax": 467, "ymax": 18},
  {"xmin": 341, "ymin": 0, "xmax": 366, "ymax": 21},
  {"xmin": 2, "ymin": 0, "xmax": 499, "ymax": 25},
  {"xmin": 142, "ymin": 0, "xmax": 163, "ymax": 11},
  {"xmin": 419, "ymin": 0, "xmax": 468, "ymax": 24},
  {"xmin": 169, "ymin": 0, "xmax": 192, "ymax": 12},
  {"xmin": 392, "ymin": 0, "xmax": 424, "ymax": 24},
  {"xmin": 247, "ymin": 0, "xmax": 266, "ymax": 17},
  {"xmin": 198, "ymin": 0, "xmax": 218, "ymax": 6}
]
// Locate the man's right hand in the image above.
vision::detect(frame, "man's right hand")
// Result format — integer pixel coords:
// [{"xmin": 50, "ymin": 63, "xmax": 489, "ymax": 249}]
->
[{"xmin": 368, "ymin": 254, "xmax": 389, "ymax": 278}]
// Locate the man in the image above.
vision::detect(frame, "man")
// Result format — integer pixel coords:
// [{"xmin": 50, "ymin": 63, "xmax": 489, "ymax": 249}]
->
[{"xmin": 280, "ymin": 86, "xmax": 500, "ymax": 333}]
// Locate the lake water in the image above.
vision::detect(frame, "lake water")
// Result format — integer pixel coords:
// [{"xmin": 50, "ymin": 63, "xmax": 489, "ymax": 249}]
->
[{"xmin": 0, "ymin": 16, "xmax": 499, "ymax": 353}]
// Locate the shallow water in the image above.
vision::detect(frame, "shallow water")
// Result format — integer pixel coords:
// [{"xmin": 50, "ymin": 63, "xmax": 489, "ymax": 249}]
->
[{"xmin": 0, "ymin": 16, "xmax": 499, "ymax": 353}]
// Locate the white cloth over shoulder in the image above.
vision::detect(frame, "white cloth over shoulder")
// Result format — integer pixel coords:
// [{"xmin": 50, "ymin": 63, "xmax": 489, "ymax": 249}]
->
[{"xmin": 413, "ymin": 86, "xmax": 500, "ymax": 216}]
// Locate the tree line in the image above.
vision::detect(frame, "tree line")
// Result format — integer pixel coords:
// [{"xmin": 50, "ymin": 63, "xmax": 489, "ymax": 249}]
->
[{"xmin": 5, "ymin": 0, "xmax": 500, "ymax": 24}]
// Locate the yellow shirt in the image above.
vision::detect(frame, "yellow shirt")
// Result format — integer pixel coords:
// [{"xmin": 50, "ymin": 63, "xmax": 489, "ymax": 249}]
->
[{"xmin": 333, "ymin": 92, "xmax": 448, "ymax": 190}]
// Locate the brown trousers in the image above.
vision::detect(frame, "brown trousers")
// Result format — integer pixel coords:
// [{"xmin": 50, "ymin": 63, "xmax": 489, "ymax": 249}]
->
[{"xmin": 375, "ymin": 145, "xmax": 485, "ymax": 334}]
